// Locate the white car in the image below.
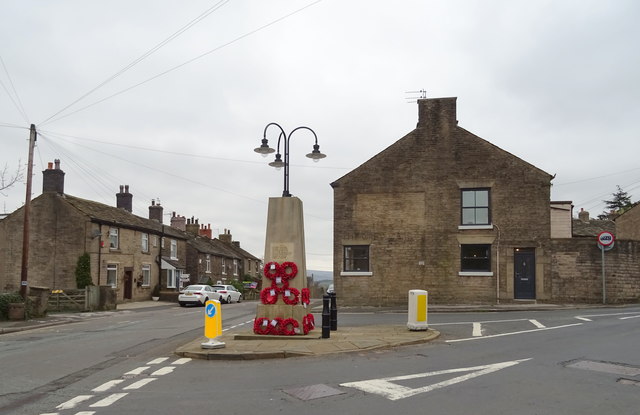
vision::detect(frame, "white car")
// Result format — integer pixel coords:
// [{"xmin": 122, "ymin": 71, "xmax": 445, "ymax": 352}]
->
[
  {"xmin": 212, "ymin": 285, "xmax": 242, "ymax": 304},
  {"xmin": 178, "ymin": 285, "xmax": 222, "ymax": 307}
]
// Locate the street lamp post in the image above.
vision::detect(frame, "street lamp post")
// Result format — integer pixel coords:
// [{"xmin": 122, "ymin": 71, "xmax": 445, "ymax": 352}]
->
[{"xmin": 254, "ymin": 122, "xmax": 326, "ymax": 197}]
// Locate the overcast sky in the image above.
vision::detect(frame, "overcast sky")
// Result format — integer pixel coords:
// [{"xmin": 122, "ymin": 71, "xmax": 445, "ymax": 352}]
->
[{"xmin": 1, "ymin": 0, "xmax": 639, "ymax": 271}]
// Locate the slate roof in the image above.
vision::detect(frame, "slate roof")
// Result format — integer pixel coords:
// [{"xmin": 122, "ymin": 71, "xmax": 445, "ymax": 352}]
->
[
  {"xmin": 572, "ymin": 219, "xmax": 616, "ymax": 237},
  {"xmin": 62, "ymin": 194, "xmax": 185, "ymax": 239},
  {"xmin": 187, "ymin": 235, "xmax": 241, "ymax": 259}
]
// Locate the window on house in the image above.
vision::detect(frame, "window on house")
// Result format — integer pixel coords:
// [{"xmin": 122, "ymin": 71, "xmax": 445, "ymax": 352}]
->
[
  {"xmin": 152, "ymin": 235, "xmax": 157, "ymax": 247},
  {"xmin": 221, "ymin": 258, "xmax": 226, "ymax": 275},
  {"xmin": 141, "ymin": 264, "xmax": 151, "ymax": 286},
  {"xmin": 344, "ymin": 245, "xmax": 370, "ymax": 272},
  {"xmin": 170, "ymin": 239, "xmax": 177, "ymax": 259},
  {"xmin": 161, "ymin": 237, "xmax": 165, "ymax": 248},
  {"xmin": 141, "ymin": 233, "xmax": 149, "ymax": 253},
  {"xmin": 233, "ymin": 259, "xmax": 239, "ymax": 276},
  {"xmin": 205, "ymin": 255, "xmax": 211, "ymax": 273},
  {"xmin": 107, "ymin": 264, "xmax": 118, "ymax": 287},
  {"xmin": 461, "ymin": 188, "xmax": 490, "ymax": 225},
  {"xmin": 461, "ymin": 244, "xmax": 491, "ymax": 272},
  {"xmin": 167, "ymin": 269, "xmax": 176, "ymax": 289},
  {"xmin": 109, "ymin": 228, "xmax": 119, "ymax": 249}
]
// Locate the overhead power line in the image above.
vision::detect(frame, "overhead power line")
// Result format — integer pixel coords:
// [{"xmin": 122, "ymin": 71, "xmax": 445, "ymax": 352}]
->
[
  {"xmin": 39, "ymin": 0, "xmax": 323, "ymax": 126},
  {"xmin": 0, "ymin": 55, "xmax": 29, "ymax": 123},
  {"xmin": 39, "ymin": 0, "xmax": 232, "ymax": 126}
]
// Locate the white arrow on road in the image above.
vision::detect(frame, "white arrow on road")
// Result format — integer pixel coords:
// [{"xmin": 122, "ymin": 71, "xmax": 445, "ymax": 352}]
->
[{"xmin": 341, "ymin": 358, "xmax": 531, "ymax": 401}]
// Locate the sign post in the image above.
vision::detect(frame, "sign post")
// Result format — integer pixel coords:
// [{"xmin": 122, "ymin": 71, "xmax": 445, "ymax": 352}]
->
[
  {"xmin": 597, "ymin": 231, "xmax": 615, "ymax": 305},
  {"xmin": 201, "ymin": 300, "xmax": 225, "ymax": 349}
]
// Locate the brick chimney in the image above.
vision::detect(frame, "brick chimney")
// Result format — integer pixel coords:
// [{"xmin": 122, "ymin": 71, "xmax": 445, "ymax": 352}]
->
[
  {"xmin": 185, "ymin": 217, "xmax": 200, "ymax": 235},
  {"xmin": 219, "ymin": 229, "xmax": 233, "ymax": 244},
  {"xmin": 417, "ymin": 97, "xmax": 458, "ymax": 137},
  {"xmin": 149, "ymin": 199, "xmax": 163, "ymax": 223},
  {"xmin": 42, "ymin": 159, "xmax": 65, "ymax": 194},
  {"xmin": 578, "ymin": 208, "xmax": 590, "ymax": 223},
  {"xmin": 200, "ymin": 223, "xmax": 212, "ymax": 239},
  {"xmin": 116, "ymin": 185, "xmax": 133, "ymax": 212},
  {"xmin": 170, "ymin": 212, "xmax": 186, "ymax": 231}
]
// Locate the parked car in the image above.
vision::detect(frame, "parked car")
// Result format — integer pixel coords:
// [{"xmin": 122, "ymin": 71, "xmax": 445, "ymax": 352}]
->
[
  {"xmin": 212, "ymin": 285, "xmax": 242, "ymax": 303},
  {"xmin": 178, "ymin": 285, "xmax": 221, "ymax": 307}
]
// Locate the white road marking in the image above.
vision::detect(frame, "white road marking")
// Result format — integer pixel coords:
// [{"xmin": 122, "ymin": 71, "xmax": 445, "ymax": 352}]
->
[
  {"xmin": 429, "ymin": 318, "xmax": 530, "ymax": 326},
  {"xmin": 75, "ymin": 412, "xmax": 96, "ymax": 415},
  {"xmin": 472, "ymin": 322, "xmax": 483, "ymax": 337},
  {"xmin": 578, "ymin": 311, "xmax": 640, "ymax": 318},
  {"xmin": 125, "ymin": 366, "xmax": 149, "ymax": 375},
  {"xmin": 147, "ymin": 357, "xmax": 169, "ymax": 365},
  {"xmin": 89, "ymin": 393, "xmax": 128, "ymax": 408},
  {"xmin": 92, "ymin": 379, "xmax": 124, "ymax": 392},
  {"xmin": 173, "ymin": 358, "xmax": 192, "ymax": 365},
  {"xmin": 341, "ymin": 359, "xmax": 531, "ymax": 400},
  {"xmin": 575, "ymin": 317, "xmax": 592, "ymax": 322},
  {"xmin": 151, "ymin": 366, "xmax": 175, "ymax": 376},
  {"xmin": 446, "ymin": 323, "xmax": 583, "ymax": 343},
  {"xmin": 529, "ymin": 319, "xmax": 546, "ymax": 329},
  {"xmin": 124, "ymin": 378, "xmax": 157, "ymax": 390},
  {"xmin": 56, "ymin": 395, "xmax": 93, "ymax": 410},
  {"xmin": 620, "ymin": 315, "xmax": 640, "ymax": 320}
]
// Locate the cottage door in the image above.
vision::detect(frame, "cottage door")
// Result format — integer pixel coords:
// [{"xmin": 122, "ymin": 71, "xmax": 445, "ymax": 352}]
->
[
  {"xmin": 514, "ymin": 249, "xmax": 535, "ymax": 299},
  {"xmin": 124, "ymin": 270, "xmax": 133, "ymax": 300}
]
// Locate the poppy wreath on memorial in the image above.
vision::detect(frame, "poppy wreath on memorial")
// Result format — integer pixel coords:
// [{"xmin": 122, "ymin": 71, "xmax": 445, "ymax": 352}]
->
[
  {"xmin": 269, "ymin": 317, "xmax": 284, "ymax": 335},
  {"xmin": 253, "ymin": 317, "xmax": 271, "ymax": 335},
  {"xmin": 280, "ymin": 318, "xmax": 299, "ymax": 336},
  {"xmin": 301, "ymin": 288, "xmax": 310, "ymax": 308},
  {"xmin": 263, "ymin": 262, "xmax": 282, "ymax": 281},
  {"xmin": 260, "ymin": 287, "xmax": 279, "ymax": 305},
  {"xmin": 280, "ymin": 261, "xmax": 298, "ymax": 280},
  {"xmin": 302, "ymin": 313, "xmax": 315, "ymax": 335},
  {"xmin": 281, "ymin": 287, "xmax": 300, "ymax": 305}
]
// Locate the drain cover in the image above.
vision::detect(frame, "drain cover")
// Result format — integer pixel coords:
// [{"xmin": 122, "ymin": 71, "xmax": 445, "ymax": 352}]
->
[
  {"xmin": 565, "ymin": 360, "xmax": 640, "ymax": 376},
  {"xmin": 283, "ymin": 384, "xmax": 345, "ymax": 401}
]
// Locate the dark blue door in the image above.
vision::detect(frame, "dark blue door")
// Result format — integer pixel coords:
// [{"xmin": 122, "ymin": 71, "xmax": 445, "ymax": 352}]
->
[{"xmin": 514, "ymin": 249, "xmax": 536, "ymax": 299}]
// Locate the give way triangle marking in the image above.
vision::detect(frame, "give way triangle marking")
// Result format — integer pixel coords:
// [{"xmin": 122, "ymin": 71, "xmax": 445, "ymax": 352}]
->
[{"xmin": 340, "ymin": 358, "xmax": 531, "ymax": 401}]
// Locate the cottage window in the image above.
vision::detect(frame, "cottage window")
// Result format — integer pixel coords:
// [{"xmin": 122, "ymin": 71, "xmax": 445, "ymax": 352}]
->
[
  {"xmin": 167, "ymin": 269, "xmax": 176, "ymax": 289},
  {"xmin": 344, "ymin": 245, "xmax": 370, "ymax": 272},
  {"xmin": 141, "ymin": 264, "xmax": 151, "ymax": 286},
  {"xmin": 106, "ymin": 264, "xmax": 118, "ymax": 288},
  {"xmin": 109, "ymin": 228, "xmax": 119, "ymax": 249},
  {"xmin": 222, "ymin": 258, "xmax": 227, "ymax": 275},
  {"xmin": 460, "ymin": 244, "xmax": 491, "ymax": 273},
  {"xmin": 461, "ymin": 188, "xmax": 490, "ymax": 225},
  {"xmin": 170, "ymin": 239, "xmax": 177, "ymax": 259},
  {"xmin": 233, "ymin": 259, "xmax": 239, "ymax": 276},
  {"xmin": 141, "ymin": 233, "xmax": 149, "ymax": 253},
  {"xmin": 205, "ymin": 255, "xmax": 211, "ymax": 273}
]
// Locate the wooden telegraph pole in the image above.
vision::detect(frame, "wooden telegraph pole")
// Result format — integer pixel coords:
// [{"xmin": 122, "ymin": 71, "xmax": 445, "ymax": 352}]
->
[{"xmin": 20, "ymin": 124, "xmax": 37, "ymax": 299}]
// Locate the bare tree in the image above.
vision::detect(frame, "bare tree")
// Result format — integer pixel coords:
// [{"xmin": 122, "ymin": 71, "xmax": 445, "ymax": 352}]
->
[{"xmin": 0, "ymin": 161, "xmax": 23, "ymax": 195}]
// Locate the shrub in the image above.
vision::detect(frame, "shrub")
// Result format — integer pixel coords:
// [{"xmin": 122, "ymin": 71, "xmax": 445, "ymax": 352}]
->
[
  {"xmin": 0, "ymin": 292, "xmax": 23, "ymax": 320},
  {"xmin": 75, "ymin": 252, "xmax": 93, "ymax": 289}
]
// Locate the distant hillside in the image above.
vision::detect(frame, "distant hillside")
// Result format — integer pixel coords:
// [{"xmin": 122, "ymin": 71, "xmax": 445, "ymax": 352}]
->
[{"xmin": 307, "ymin": 270, "xmax": 333, "ymax": 281}]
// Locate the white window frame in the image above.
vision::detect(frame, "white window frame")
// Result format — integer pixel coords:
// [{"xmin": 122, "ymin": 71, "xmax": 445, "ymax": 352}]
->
[
  {"xmin": 106, "ymin": 264, "xmax": 118, "ymax": 288},
  {"xmin": 170, "ymin": 239, "xmax": 177, "ymax": 259},
  {"xmin": 167, "ymin": 269, "xmax": 176, "ymax": 289},
  {"xmin": 205, "ymin": 255, "xmax": 211, "ymax": 273},
  {"xmin": 141, "ymin": 264, "xmax": 151, "ymax": 286},
  {"xmin": 221, "ymin": 258, "xmax": 227, "ymax": 275},
  {"xmin": 233, "ymin": 259, "xmax": 239, "ymax": 276},
  {"xmin": 109, "ymin": 228, "xmax": 119, "ymax": 250},
  {"xmin": 141, "ymin": 233, "xmax": 149, "ymax": 253}
]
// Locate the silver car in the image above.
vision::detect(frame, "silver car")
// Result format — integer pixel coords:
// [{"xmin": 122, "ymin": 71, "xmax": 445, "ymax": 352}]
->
[
  {"xmin": 178, "ymin": 285, "xmax": 221, "ymax": 307},
  {"xmin": 212, "ymin": 285, "xmax": 242, "ymax": 304}
]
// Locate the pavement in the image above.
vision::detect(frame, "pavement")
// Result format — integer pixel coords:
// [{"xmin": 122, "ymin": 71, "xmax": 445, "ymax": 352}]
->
[{"xmin": 1, "ymin": 300, "xmax": 632, "ymax": 360}]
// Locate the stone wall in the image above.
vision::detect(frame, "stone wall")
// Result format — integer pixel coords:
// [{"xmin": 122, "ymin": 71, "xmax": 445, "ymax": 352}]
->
[{"xmin": 551, "ymin": 238, "xmax": 640, "ymax": 303}]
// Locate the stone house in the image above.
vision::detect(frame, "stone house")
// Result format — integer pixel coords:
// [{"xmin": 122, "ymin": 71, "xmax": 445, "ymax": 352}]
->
[
  {"xmin": 0, "ymin": 161, "xmax": 187, "ymax": 302},
  {"xmin": 331, "ymin": 97, "xmax": 555, "ymax": 306},
  {"xmin": 218, "ymin": 229, "xmax": 262, "ymax": 281},
  {"xmin": 332, "ymin": 97, "xmax": 640, "ymax": 306}
]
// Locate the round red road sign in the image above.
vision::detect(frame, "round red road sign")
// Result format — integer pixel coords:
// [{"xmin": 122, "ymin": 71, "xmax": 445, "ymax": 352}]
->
[{"xmin": 597, "ymin": 231, "xmax": 615, "ymax": 247}]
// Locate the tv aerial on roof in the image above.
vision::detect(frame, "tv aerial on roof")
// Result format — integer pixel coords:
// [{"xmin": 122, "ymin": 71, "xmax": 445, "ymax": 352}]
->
[{"xmin": 405, "ymin": 89, "xmax": 427, "ymax": 103}]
